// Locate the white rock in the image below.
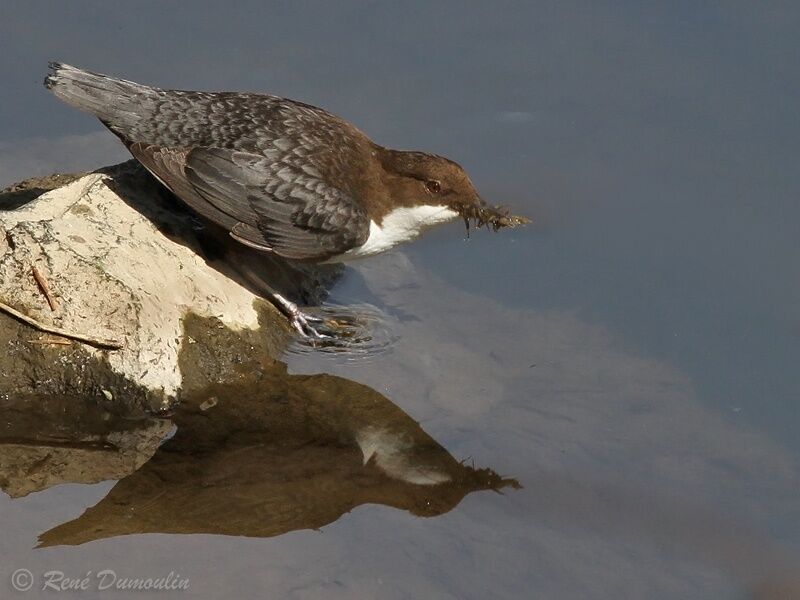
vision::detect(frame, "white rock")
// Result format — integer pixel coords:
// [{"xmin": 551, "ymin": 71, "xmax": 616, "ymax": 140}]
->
[{"xmin": 0, "ymin": 168, "xmax": 265, "ymax": 405}]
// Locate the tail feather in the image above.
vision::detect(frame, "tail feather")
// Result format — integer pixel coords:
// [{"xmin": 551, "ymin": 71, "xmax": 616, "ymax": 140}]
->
[{"xmin": 44, "ymin": 62, "xmax": 155, "ymax": 129}]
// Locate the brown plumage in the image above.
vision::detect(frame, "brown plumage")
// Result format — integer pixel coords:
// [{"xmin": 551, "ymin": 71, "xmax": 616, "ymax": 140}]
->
[{"xmin": 44, "ymin": 62, "xmax": 529, "ymax": 336}]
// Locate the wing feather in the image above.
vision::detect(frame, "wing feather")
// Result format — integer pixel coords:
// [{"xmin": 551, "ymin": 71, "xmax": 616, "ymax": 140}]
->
[{"xmin": 185, "ymin": 147, "xmax": 370, "ymax": 260}]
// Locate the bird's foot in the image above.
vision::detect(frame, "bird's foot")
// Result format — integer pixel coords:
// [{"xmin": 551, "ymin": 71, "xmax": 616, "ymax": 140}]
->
[
  {"xmin": 290, "ymin": 311, "xmax": 329, "ymax": 339},
  {"xmin": 272, "ymin": 293, "xmax": 331, "ymax": 340},
  {"xmin": 279, "ymin": 303, "xmax": 399, "ymax": 356}
]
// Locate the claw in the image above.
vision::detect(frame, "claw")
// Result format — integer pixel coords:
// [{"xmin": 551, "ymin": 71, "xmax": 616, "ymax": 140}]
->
[
  {"xmin": 290, "ymin": 312, "xmax": 331, "ymax": 339},
  {"xmin": 272, "ymin": 293, "xmax": 331, "ymax": 339}
]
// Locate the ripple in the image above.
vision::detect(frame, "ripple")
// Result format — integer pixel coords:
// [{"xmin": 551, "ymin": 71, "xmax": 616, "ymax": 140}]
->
[{"xmin": 285, "ymin": 303, "xmax": 400, "ymax": 364}]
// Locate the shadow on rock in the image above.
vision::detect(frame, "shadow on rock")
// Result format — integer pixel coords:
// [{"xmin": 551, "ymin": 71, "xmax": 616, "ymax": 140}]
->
[{"xmin": 100, "ymin": 161, "xmax": 342, "ymax": 306}]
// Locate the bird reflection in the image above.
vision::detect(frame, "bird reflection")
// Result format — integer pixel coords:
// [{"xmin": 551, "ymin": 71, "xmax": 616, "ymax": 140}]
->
[{"xmin": 0, "ymin": 360, "xmax": 516, "ymax": 547}]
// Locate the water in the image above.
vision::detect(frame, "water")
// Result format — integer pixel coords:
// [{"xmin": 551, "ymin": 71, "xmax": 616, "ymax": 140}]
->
[
  {"xmin": 2, "ymin": 2, "xmax": 800, "ymax": 598},
  {"xmin": 285, "ymin": 303, "xmax": 401, "ymax": 364}
]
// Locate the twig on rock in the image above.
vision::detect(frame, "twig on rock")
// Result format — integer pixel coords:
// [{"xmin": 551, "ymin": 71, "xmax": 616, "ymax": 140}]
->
[
  {"xmin": 0, "ymin": 299, "xmax": 122, "ymax": 350},
  {"xmin": 31, "ymin": 265, "xmax": 59, "ymax": 312},
  {"xmin": 27, "ymin": 337, "xmax": 73, "ymax": 346}
]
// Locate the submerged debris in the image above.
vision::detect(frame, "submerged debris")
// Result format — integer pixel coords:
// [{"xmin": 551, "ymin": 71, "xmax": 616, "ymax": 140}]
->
[{"xmin": 199, "ymin": 396, "xmax": 218, "ymax": 411}]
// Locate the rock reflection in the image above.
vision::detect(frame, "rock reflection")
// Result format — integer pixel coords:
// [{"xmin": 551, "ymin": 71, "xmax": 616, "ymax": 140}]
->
[
  {"xmin": 30, "ymin": 365, "xmax": 516, "ymax": 547},
  {"xmin": 0, "ymin": 394, "xmax": 171, "ymax": 499}
]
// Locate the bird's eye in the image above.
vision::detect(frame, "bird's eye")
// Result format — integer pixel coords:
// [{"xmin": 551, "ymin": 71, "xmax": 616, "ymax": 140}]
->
[{"xmin": 425, "ymin": 180, "xmax": 442, "ymax": 194}]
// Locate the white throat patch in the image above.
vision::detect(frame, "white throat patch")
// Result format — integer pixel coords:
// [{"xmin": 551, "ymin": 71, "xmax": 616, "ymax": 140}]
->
[{"xmin": 334, "ymin": 205, "xmax": 459, "ymax": 262}]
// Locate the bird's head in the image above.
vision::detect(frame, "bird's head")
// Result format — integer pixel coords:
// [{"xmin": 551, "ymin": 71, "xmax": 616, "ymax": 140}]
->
[{"xmin": 379, "ymin": 148, "xmax": 530, "ymax": 233}]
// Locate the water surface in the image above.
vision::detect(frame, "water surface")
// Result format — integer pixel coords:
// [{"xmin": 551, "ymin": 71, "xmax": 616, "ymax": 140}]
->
[{"xmin": 1, "ymin": 2, "xmax": 799, "ymax": 598}]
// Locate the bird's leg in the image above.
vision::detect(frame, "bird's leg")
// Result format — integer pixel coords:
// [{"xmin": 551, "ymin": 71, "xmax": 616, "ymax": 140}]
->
[
  {"xmin": 271, "ymin": 292, "xmax": 329, "ymax": 339},
  {"xmin": 215, "ymin": 254, "xmax": 331, "ymax": 339}
]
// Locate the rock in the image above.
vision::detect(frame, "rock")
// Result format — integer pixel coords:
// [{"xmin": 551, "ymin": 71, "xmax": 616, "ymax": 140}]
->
[
  {"xmin": 0, "ymin": 162, "xmax": 337, "ymax": 414},
  {"xmin": 0, "ymin": 171, "xmax": 86, "ymax": 211}
]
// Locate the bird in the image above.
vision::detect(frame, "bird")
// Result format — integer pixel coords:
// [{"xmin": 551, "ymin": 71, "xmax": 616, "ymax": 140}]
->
[{"xmin": 44, "ymin": 63, "xmax": 528, "ymax": 338}]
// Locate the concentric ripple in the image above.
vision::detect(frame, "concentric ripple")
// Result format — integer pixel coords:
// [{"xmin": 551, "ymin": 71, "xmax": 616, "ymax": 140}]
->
[{"xmin": 285, "ymin": 303, "xmax": 400, "ymax": 363}]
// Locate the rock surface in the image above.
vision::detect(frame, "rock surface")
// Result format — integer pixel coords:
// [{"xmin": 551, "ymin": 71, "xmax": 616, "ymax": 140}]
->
[{"xmin": 0, "ymin": 162, "xmax": 333, "ymax": 413}]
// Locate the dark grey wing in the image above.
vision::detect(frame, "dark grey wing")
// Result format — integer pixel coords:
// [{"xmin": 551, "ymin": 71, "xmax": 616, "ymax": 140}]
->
[
  {"xmin": 184, "ymin": 147, "xmax": 370, "ymax": 261},
  {"xmin": 128, "ymin": 142, "xmax": 243, "ymax": 231}
]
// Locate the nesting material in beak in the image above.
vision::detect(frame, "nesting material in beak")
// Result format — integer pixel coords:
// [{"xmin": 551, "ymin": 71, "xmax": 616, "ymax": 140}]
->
[{"xmin": 460, "ymin": 202, "xmax": 531, "ymax": 237}]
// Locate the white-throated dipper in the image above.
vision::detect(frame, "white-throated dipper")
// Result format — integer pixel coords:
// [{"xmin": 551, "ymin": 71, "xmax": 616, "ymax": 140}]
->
[{"xmin": 45, "ymin": 63, "xmax": 528, "ymax": 337}]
